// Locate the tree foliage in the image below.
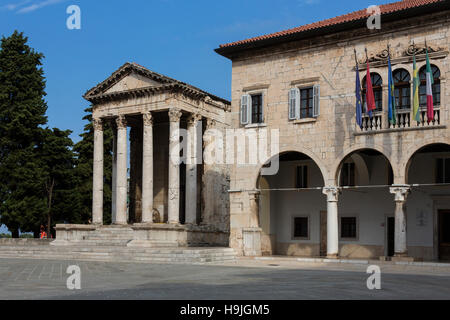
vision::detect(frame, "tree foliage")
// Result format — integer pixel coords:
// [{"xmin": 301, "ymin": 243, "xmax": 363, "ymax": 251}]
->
[
  {"xmin": 0, "ymin": 31, "xmax": 114, "ymax": 237},
  {"xmin": 0, "ymin": 31, "xmax": 48, "ymax": 237}
]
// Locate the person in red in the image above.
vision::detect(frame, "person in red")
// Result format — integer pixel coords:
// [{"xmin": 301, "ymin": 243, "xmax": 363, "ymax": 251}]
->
[{"xmin": 39, "ymin": 225, "xmax": 47, "ymax": 239}]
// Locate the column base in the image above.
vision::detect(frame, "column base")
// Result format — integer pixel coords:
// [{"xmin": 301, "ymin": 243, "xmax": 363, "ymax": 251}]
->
[
  {"xmin": 113, "ymin": 222, "xmax": 128, "ymax": 225},
  {"xmin": 326, "ymin": 253, "xmax": 339, "ymax": 259},
  {"xmin": 392, "ymin": 254, "xmax": 414, "ymax": 262}
]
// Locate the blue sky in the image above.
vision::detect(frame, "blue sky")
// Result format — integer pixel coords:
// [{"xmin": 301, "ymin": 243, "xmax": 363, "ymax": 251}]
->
[{"xmin": 0, "ymin": 0, "xmax": 394, "ymax": 233}]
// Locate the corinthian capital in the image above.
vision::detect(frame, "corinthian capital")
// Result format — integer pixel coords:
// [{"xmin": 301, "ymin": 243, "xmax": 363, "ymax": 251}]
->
[
  {"xmin": 390, "ymin": 185, "xmax": 410, "ymax": 202},
  {"xmin": 206, "ymin": 118, "xmax": 216, "ymax": 129},
  {"xmin": 116, "ymin": 115, "xmax": 127, "ymax": 129},
  {"xmin": 168, "ymin": 108, "xmax": 182, "ymax": 122},
  {"xmin": 93, "ymin": 118, "xmax": 103, "ymax": 131},
  {"xmin": 322, "ymin": 186, "xmax": 341, "ymax": 202},
  {"xmin": 187, "ymin": 113, "xmax": 202, "ymax": 126},
  {"xmin": 143, "ymin": 112, "xmax": 153, "ymax": 126}
]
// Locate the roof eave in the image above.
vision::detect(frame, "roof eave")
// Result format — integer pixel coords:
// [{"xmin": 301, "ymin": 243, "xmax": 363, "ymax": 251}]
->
[{"xmin": 215, "ymin": 1, "xmax": 450, "ymax": 60}]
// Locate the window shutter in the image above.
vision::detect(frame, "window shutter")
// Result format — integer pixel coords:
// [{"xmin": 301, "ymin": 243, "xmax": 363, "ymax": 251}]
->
[
  {"xmin": 295, "ymin": 88, "xmax": 300, "ymax": 119},
  {"xmin": 261, "ymin": 93, "xmax": 264, "ymax": 123},
  {"xmin": 313, "ymin": 85, "xmax": 320, "ymax": 117},
  {"xmin": 288, "ymin": 88, "xmax": 297, "ymax": 120},
  {"xmin": 247, "ymin": 95, "xmax": 252, "ymax": 124},
  {"xmin": 240, "ymin": 94, "xmax": 249, "ymax": 125}
]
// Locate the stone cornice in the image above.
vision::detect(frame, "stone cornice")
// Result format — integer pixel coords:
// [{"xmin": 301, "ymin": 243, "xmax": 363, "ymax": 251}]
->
[
  {"xmin": 84, "ymin": 62, "xmax": 230, "ymax": 110},
  {"xmin": 356, "ymin": 46, "xmax": 449, "ymax": 70}
]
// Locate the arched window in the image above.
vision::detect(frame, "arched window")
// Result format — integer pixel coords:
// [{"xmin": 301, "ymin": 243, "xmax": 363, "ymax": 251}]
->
[
  {"xmin": 393, "ymin": 69, "xmax": 411, "ymax": 110},
  {"xmin": 419, "ymin": 65, "xmax": 440, "ymax": 108},
  {"xmin": 362, "ymin": 73, "xmax": 383, "ymax": 112}
]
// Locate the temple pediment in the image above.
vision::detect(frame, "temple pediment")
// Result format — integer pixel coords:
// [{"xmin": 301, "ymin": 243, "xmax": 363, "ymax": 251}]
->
[
  {"xmin": 83, "ymin": 62, "xmax": 230, "ymax": 109},
  {"xmin": 104, "ymin": 72, "xmax": 161, "ymax": 94}
]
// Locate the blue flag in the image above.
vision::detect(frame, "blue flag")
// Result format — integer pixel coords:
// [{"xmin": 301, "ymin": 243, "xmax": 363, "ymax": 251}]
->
[
  {"xmin": 388, "ymin": 55, "xmax": 396, "ymax": 125},
  {"xmin": 355, "ymin": 66, "xmax": 363, "ymax": 129}
]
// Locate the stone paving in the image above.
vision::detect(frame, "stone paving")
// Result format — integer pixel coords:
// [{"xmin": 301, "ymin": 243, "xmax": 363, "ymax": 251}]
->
[{"xmin": 1, "ymin": 257, "xmax": 450, "ymax": 300}]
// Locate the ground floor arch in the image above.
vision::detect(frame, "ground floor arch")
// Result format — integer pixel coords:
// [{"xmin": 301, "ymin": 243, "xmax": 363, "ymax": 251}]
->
[
  {"xmin": 256, "ymin": 151, "xmax": 326, "ymax": 256},
  {"xmin": 334, "ymin": 148, "xmax": 397, "ymax": 258},
  {"xmin": 405, "ymin": 143, "xmax": 450, "ymax": 260},
  {"xmin": 242, "ymin": 145, "xmax": 450, "ymax": 261}
]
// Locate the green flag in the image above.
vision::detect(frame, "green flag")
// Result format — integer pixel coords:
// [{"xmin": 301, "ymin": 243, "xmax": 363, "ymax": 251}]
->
[{"xmin": 412, "ymin": 53, "xmax": 420, "ymax": 122}]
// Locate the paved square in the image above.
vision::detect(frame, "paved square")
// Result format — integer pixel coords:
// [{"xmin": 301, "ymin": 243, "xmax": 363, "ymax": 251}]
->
[{"xmin": 0, "ymin": 258, "xmax": 450, "ymax": 299}]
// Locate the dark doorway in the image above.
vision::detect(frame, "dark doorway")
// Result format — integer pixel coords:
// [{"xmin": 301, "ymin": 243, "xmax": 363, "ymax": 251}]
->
[
  {"xmin": 320, "ymin": 211, "xmax": 327, "ymax": 257},
  {"xmin": 439, "ymin": 210, "xmax": 450, "ymax": 260},
  {"xmin": 387, "ymin": 217, "xmax": 395, "ymax": 257}
]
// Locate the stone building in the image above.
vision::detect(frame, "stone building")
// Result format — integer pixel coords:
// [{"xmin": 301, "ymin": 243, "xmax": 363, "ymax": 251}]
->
[
  {"xmin": 56, "ymin": 62, "xmax": 231, "ymax": 247},
  {"xmin": 215, "ymin": 0, "xmax": 450, "ymax": 261},
  {"xmin": 56, "ymin": 0, "xmax": 450, "ymax": 262}
]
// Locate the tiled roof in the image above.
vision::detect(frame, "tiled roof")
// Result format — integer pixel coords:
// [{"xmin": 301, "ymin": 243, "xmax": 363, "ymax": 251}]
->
[{"xmin": 217, "ymin": 0, "xmax": 446, "ymax": 52}]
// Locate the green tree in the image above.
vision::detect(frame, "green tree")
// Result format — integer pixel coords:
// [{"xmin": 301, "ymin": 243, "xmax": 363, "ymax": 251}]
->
[
  {"xmin": 73, "ymin": 107, "xmax": 113, "ymax": 225},
  {"xmin": 0, "ymin": 31, "xmax": 48, "ymax": 238},
  {"xmin": 38, "ymin": 128, "xmax": 76, "ymax": 237}
]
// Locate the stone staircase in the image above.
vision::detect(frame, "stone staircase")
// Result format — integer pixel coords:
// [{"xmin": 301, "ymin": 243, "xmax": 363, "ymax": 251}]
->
[{"xmin": 0, "ymin": 241, "xmax": 236, "ymax": 264}]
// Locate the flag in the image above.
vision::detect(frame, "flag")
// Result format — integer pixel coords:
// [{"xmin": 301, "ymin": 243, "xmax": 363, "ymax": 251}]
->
[
  {"xmin": 412, "ymin": 52, "xmax": 420, "ymax": 122},
  {"xmin": 388, "ymin": 54, "xmax": 396, "ymax": 125},
  {"xmin": 355, "ymin": 64, "xmax": 363, "ymax": 129},
  {"xmin": 425, "ymin": 47, "xmax": 434, "ymax": 122},
  {"xmin": 365, "ymin": 61, "xmax": 376, "ymax": 117}
]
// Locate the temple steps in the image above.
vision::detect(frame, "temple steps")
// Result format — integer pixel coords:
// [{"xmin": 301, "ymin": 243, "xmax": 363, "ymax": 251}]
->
[{"xmin": 0, "ymin": 245, "xmax": 236, "ymax": 264}]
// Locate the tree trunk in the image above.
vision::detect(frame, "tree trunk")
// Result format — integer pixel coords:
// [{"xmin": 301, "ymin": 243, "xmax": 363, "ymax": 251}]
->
[
  {"xmin": 11, "ymin": 229, "xmax": 19, "ymax": 238},
  {"xmin": 47, "ymin": 214, "xmax": 51, "ymax": 238},
  {"xmin": 46, "ymin": 178, "xmax": 54, "ymax": 238}
]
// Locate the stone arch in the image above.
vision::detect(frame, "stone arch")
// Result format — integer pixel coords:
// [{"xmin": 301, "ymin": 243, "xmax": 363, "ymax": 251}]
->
[
  {"xmin": 332, "ymin": 144, "xmax": 398, "ymax": 185},
  {"xmin": 392, "ymin": 63, "xmax": 413, "ymax": 76},
  {"xmin": 252, "ymin": 147, "xmax": 329, "ymax": 189},
  {"xmin": 403, "ymin": 139, "xmax": 450, "ymax": 184}
]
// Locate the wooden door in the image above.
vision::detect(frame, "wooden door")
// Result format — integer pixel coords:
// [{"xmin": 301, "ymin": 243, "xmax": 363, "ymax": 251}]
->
[
  {"xmin": 439, "ymin": 210, "xmax": 450, "ymax": 260},
  {"xmin": 387, "ymin": 217, "xmax": 395, "ymax": 257}
]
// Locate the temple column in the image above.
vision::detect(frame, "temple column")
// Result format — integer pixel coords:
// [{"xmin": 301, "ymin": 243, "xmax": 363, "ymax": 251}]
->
[
  {"xmin": 390, "ymin": 185, "xmax": 410, "ymax": 257},
  {"xmin": 111, "ymin": 123, "xmax": 117, "ymax": 224},
  {"xmin": 92, "ymin": 118, "xmax": 104, "ymax": 225},
  {"xmin": 185, "ymin": 113, "xmax": 201, "ymax": 225},
  {"xmin": 323, "ymin": 187, "xmax": 340, "ymax": 258},
  {"xmin": 168, "ymin": 108, "xmax": 182, "ymax": 224},
  {"xmin": 141, "ymin": 112, "xmax": 154, "ymax": 223},
  {"xmin": 115, "ymin": 115, "xmax": 128, "ymax": 225}
]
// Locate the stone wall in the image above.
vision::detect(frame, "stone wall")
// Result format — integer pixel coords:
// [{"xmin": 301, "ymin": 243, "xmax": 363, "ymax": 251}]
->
[{"xmin": 227, "ymin": 11, "xmax": 450, "ymax": 256}]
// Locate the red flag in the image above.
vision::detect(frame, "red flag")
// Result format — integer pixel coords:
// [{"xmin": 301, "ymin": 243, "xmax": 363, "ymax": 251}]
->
[{"xmin": 365, "ymin": 62, "xmax": 376, "ymax": 113}]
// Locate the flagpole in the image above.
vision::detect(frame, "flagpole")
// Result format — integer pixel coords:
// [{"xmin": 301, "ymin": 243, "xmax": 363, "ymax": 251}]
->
[{"xmin": 354, "ymin": 49, "xmax": 363, "ymax": 130}]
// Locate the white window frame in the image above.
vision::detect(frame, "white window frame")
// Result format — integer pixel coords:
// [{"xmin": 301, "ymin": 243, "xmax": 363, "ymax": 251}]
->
[
  {"xmin": 240, "ymin": 90, "xmax": 265, "ymax": 126},
  {"xmin": 289, "ymin": 84, "xmax": 320, "ymax": 120}
]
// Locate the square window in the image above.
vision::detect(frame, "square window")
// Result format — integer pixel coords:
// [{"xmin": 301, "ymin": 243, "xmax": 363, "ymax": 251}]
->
[
  {"xmin": 293, "ymin": 217, "xmax": 308, "ymax": 238},
  {"xmin": 300, "ymin": 87, "xmax": 313, "ymax": 119},
  {"xmin": 296, "ymin": 165, "xmax": 308, "ymax": 188},
  {"xmin": 340, "ymin": 162, "xmax": 355, "ymax": 187},
  {"xmin": 251, "ymin": 93, "xmax": 263, "ymax": 124},
  {"xmin": 341, "ymin": 217, "xmax": 357, "ymax": 239},
  {"xmin": 436, "ymin": 158, "xmax": 450, "ymax": 184}
]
